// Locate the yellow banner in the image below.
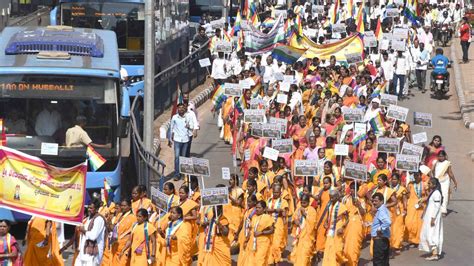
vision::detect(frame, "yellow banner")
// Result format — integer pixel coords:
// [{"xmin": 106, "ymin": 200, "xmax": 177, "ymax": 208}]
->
[
  {"xmin": 0, "ymin": 147, "xmax": 86, "ymax": 225},
  {"xmin": 289, "ymin": 34, "xmax": 364, "ymax": 61}
]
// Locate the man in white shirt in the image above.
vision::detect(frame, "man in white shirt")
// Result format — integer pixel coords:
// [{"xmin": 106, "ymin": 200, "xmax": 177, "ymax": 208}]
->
[
  {"xmin": 184, "ymin": 101, "xmax": 199, "ymax": 157},
  {"xmin": 75, "ymin": 199, "xmax": 105, "ymax": 266},
  {"xmin": 211, "ymin": 52, "xmax": 228, "ymax": 85},
  {"xmin": 407, "ymin": 40, "xmax": 421, "ymax": 89},
  {"xmin": 380, "ymin": 52, "xmax": 394, "ymax": 94},
  {"xmin": 417, "ymin": 26, "xmax": 434, "ymax": 54},
  {"xmin": 169, "ymin": 103, "xmax": 193, "ymax": 180},
  {"xmin": 35, "ymin": 103, "xmax": 62, "ymax": 136},
  {"xmin": 262, "ymin": 56, "xmax": 276, "ymax": 92},
  {"xmin": 393, "ymin": 50, "xmax": 410, "ymax": 100},
  {"xmin": 415, "ymin": 42, "xmax": 430, "ymax": 93}
]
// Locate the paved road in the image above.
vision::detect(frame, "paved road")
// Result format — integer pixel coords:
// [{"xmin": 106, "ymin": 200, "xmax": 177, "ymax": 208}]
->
[{"xmin": 183, "ymin": 55, "xmax": 474, "ymax": 265}]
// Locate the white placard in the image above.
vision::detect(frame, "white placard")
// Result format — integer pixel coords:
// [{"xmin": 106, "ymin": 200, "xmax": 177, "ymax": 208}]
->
[
  {"xmin": 294, "ymin": 160, "xmax": 318, "ymax": 176},
  {"xmin": 377, "ymin": 137, "xmax": 400, "ymax": 153},
  {"xmin": 276, "ymin": 93, "xmax": 288, "ymax": 104},
  {"xmin": 379, "ymin": 39, "xmax": 390, "ymax": 50},
  {"xmin": 346, "ymin": 53, "xmax": 363, "ymax": 64},
  {"xmin": 198, "ymin": 58, "xmax": 211, "ymax": 67},
  {"xmin": 222, "ymin": 167, "xmax": 231, "ymax": 180},
  {"xmin": 283, "ymin": 75, "xmax": 295, "ymax": 84},
  {"xmin": 401, "ymin": 142, "xmax": 424, "ymax": 161},
  {"xmin": 354, "ymin": 123, "xmax": 367, "ymax": 134},
  {"xmin": 387, "ymin": 104, "xmax": 409, "ymax": 122},
  {"xmin": 274, "ymin": 72, "xmax": 284, "ymax": 81},
  {"xmin": 215, "ymin": 41, "xmax": 232, "ymax": 53},
  {"xmin": 364, "ymin": 37, "xmax": 378, "ymax": 48},
  {"xmin": 380, "ymin": 93, "xmax": 398, "ymax": 107},
  {"xmin": 342, "ymin": 107, "xmax": 364, "ymax": 122},
  {"xmin": 272, "ymin": 138, "xmax": 293, "ymax": 154},
  {"xmin": 396, "ymin": 154, "xmax": 420, "ymax": 172},
  {"xmin": 244, "ymin": 109, "xmax": 266, "ymax": 123},
  {"xmin": 332, "ymin": 23, "xmax": 346, "ymax": 33},
  {"xmin": 239, "ymin": 79, "xmax": 252, "ymax": 89},
  {"xmin": 386, "ymin": 8, "xmax": 399, "ymax": 17},
  {"xmin": 412, "ymin": 132, "xmax": 428, "ymax": 144},
  {"xmin": 269, "ymin": 117, "xmax": 287, "ymax": 134},
  {"xmin": 344, "ymin": 161, "xmax": 368, "ymax": 181},
  {"xmin": 413, "ymin": 112, "xmax": 432, "ymax": 128},
  {"xmin": 393, "ymin": 28, "xmax": 409, "ymax": 40},
  {"xmin": 244, "ymin": 149, "xmax": 251, "ymax": 161},
  {"xmin": 334, "ymin": 144, "xmax": 349, "ymax": 156},
  {"xmin": 224, "ymin": 83, "xmax": 242, "ymax": 97},
  {"xmin": 279, "ymin": 82, "xmax": 291, "ymax": 92},
  {"xmin": 391, "ymin": 39, "xmax": 406, "ymax": 51},
  {"xmin": 41, "ymin": 142, "xmax": 58, "ymax": 156},
  {"xmin": 263, "ymin": 147, "xmax": 280, "ymax": 161}
]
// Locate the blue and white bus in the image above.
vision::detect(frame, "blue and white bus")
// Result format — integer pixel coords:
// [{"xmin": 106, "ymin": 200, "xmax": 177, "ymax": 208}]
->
[
  {"xmin": 0, "ymin": 26, "xmax": 128, "ymax": 221},
  {"xmin": 51, "ymin": 0, "xmax": 190, "ymax": 96}
]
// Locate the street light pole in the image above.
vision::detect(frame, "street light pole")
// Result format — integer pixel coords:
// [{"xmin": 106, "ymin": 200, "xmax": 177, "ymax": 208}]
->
[{"xmin": 143, "ymin": 0, "xmax": 155, "ymax": 183}]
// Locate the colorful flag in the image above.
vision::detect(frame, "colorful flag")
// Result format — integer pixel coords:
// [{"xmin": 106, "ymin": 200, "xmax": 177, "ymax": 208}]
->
[
  {"xmin": 369, "ymin": 112, "xmax": 386, "ymax": 134},
  {"xmin": 347, "ymin": 0, "xmax": 354, "ymax": 18},
  {"xmin": 403, "ymin": 0, "xmax": 420, "ymax": 26},
  {"xmin": 103, "ymin": 178, "xmax": 114, "ymax": 205},
  {"xmin": 294, "ymin": 15, "xmax": 303, "ymax": 36},
  {"xmin": 352, "ymin": 130, "xmax": 368, "ymax": 145},
  {"xmin": 171, "ymin": 81, "xmax": 184, "ymax": 116},
  {"xmin": 87, "ymin": 145, "xmax": 106, "ymax": 171},
  {"xmin": 271, "ymin": 44, "xmax": 307, "ymax": 65},
  {"xmin": 331, "ymin": 0, "xmax": 340, "ymax": 24},
  {"xmin": 356, "ymin": 2, "xmax": 365, "ymax": 33},
  {"xmin": 230, "ymin": 10, "xmax": 242, "ymax": 36},
  {"xmin": 375, "ymin": 17, "xmax": 383, "ymax": 41},
  {"xmin": 251, "ymin": 12, "xmax": 260, "ymax": 27},
  {"xmin": 371, "ymin": 82, "xmax": 387, "ymax": 98},
  {"xmin": 262, "ymin": 17, "xmax": 275, "ymax": 28},
  {"xmin": 236, "ymin": 30, "xmax": 244, "ymax": 52}
]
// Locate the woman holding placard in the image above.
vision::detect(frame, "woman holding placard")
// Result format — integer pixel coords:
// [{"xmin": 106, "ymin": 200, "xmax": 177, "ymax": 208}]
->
[
  {"xmin": 389, "ymin": 174, "xmax": 408, "ymax": 255},
  {"xmin": 361, "ymin": 138, "xmax": 378, "ymax": 168},
  {"xmin": 178, "ymin": 186, "xmax": 199, "ymax": 261}
]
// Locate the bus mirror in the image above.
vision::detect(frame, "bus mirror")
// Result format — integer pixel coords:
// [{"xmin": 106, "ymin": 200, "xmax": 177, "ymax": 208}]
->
[{"xmin": 119, "ymin": 116, "xmax": 130, "ymax": 138}]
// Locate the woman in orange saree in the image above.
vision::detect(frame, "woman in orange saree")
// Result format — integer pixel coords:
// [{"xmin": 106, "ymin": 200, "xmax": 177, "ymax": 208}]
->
[{"xmin": 389, "ymin": 173, "xmax": 408, "ymax": 255}]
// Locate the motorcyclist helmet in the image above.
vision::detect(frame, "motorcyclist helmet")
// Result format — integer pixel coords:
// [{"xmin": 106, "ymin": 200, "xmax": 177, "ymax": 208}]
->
[{"xmin": 435, "ymin": 48, "xmax": 444, "ymax": 55}]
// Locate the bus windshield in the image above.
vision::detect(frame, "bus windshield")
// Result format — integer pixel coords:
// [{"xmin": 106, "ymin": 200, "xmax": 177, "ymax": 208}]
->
[
  {"xmin": 0, "ymin": 75, "xmax": 117, "ymax": 157},
  {"xmin": 60, "ymin": 2, "xmax": 144, "ymax": 52}
]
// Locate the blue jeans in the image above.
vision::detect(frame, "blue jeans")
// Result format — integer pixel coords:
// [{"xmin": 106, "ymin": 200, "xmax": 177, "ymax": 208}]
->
[
  {"xmin": 174, "ymin": 141, "xmax": 189, "ymax": 178},
  {"xmin": 393, "ymin": 74, "xmax": 406, "ymax": 98}
]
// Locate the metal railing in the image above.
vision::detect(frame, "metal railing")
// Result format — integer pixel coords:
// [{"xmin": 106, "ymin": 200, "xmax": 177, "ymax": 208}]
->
[
  {"xmin": 153, "ymin": 39, "xmax": 211, "ymax": 116},
  {"xmin": 130, "ymin": 39, "xmax": 211, "ymax": 190},
  {"xmin": 130, "ymin": 93, "xmax": 166, "ymax": 189}
]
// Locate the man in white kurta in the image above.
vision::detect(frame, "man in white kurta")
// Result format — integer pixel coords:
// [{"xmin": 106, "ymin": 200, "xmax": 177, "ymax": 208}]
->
[{"xmin": 75, "ymin": 200, "xmax": 106, "ymax": 266}]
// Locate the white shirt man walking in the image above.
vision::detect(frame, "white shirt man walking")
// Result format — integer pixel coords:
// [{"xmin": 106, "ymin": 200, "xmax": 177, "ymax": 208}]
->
[{"xmin": 75, "ymin": 200, "xmax": 106, "ymax": 266}]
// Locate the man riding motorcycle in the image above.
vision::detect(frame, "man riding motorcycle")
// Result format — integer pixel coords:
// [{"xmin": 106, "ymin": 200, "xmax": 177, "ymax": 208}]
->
[{"xmin": 430, "ymin": 48, "xmax": 450, "ymax": 91}]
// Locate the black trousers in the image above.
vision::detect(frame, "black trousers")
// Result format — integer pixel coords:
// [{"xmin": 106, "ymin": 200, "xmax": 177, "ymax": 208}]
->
[
  {"xmin": 461, "ymin": 41, "xmax": 470, "ymax": 62},
  {"xmin": 416, "ymin": 69, "xmax": 426, "ymax": 91},
  {"xmin": 373, "ymin": 237, "xmax": 390, "ymax": 266}
]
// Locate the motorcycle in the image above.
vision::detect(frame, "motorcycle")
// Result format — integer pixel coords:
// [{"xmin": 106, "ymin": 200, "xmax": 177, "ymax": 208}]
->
[
  {"xmin": 437, "ymin": 23, "xmax": 451, "ymax": 47},
  {"xmin": 430, "ymin": 61, "xmax": 452, "ymax": 99},
  {"xmin": 432, "ymin": 72, "xmax": 449, "ymax": 98}
]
